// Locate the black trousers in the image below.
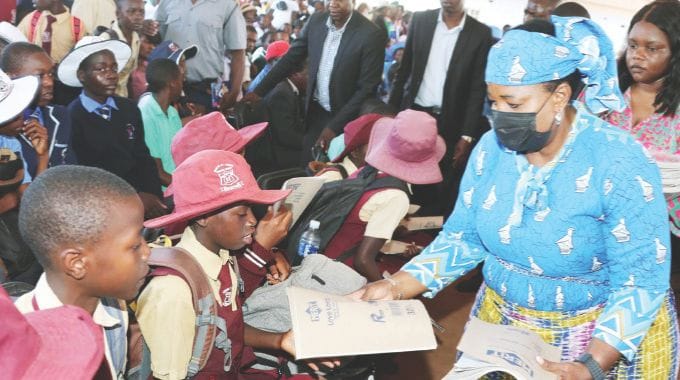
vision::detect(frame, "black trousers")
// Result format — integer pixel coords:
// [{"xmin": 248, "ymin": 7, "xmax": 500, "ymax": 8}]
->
[
  {"xmin": 302, "ymin": 101, "xmax": 333, "ymax": 165},
  {"xmin": 409, "ymin": 104, "xmax": 466, "ymax": 218}
]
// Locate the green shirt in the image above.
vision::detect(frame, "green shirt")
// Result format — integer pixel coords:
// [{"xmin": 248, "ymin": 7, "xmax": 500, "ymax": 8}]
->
[{"xmin": 138, "ymin": 93, "xmax": 182, "ymax": 175}]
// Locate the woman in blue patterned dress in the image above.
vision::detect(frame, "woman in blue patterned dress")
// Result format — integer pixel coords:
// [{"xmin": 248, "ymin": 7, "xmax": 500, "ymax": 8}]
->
[{"xmin": 354, "ymin": 17, "xmax": 679, "ymax": 380}]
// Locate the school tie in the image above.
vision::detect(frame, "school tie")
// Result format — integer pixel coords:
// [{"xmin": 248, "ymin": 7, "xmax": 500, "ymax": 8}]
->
[
  {"xmin": 96, "ymin": 105, "xmax": 112, "ymax": 121},
  {"xmin": 41, "ymin": 15, "xmax": 57, "ymax": 56}
]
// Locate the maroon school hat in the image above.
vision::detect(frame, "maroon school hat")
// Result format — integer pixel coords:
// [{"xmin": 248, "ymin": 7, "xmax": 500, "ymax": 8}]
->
[
  {"xmin": 0, "ymin": 287, "xmax": 105, "ymax": 379},
  {"xmin": 146, "ymin": 150, "xmax": 290, "ymax": 228},
  {"xmin": 332, "ymin": 113, "xmax": 386, "ymax": 163}
]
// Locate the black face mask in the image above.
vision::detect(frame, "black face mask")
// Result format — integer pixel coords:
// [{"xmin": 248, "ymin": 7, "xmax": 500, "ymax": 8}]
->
[{"xmin": 490, "ymin": 94, "xmax": 555, "ymax": 153}]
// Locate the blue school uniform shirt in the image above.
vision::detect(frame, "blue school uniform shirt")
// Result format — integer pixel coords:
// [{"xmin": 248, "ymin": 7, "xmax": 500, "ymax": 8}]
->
[
  {"xmin": 80, "ymin": 92, "xmax": 119, "ymax": 114},
  {"xmin": 0, "ymin": 135, "xmax": 32, "ymax": 184},
  {"xmin": 402, "ymin": 102, "xmax": 671, "ymax": 360}
]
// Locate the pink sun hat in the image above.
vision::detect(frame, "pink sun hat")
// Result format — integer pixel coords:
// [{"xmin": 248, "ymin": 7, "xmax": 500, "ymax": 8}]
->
[
  {"xmin": 146, "ymin": 150, "xmax": 290, "ymax": 228},
  {"xmin": 0, "ymin": 287, "xmax": 105, "ymax": 379},
  {"xmin": 365, "ymin": 109, "xmax": 445, "ymax": 185},
  {"xmin": 171, "ymin": 111, "xmax": 268, "ymax": 166}
]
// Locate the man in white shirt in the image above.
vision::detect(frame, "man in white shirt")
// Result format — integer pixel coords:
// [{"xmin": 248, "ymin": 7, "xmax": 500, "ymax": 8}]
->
[{"xmin": 389, "ymin": 0, "xmax": 493, "ymax": 216}]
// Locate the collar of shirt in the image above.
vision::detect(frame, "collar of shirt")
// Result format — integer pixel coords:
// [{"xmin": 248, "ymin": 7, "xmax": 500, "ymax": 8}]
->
[
  {"xmin": 139, "ymin": 93, "xmax": 169, "ymax": 117},
  {"xmin": 30, "ymin": 273, "xmax": 122, "ymax": 328},
  {"xmin": 325, "ymin": 11, "xmax": 353, "ymax": 33},
  {"xmin": 24, "ymin": 106, "xmax": 45, "ymax": 125},
  {"xmin": 42, "ymin": 6, "xmax": 73, "ymax": 23},
  {"xmin": 111, "ymin": 20, "xmax": 140, "ymax": 47},
  {"xmin": 79, "ymin": 92, "xmax": 119, "ymax": 114},
  {"xmin": 176, "ymin": 226, "xmax": 240, "ymax": 310},
  {"xmin": 342, "ymin": 156, "xmax": 358, "ymax": 175},
  {"xmin": 436, "ymin": 9, "xmax": 466, "ymax": 34}
]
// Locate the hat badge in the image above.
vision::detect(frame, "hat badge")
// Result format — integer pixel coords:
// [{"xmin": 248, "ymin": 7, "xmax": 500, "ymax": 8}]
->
[
  {"xmin": 214, "ymin": 163, "xmax": 243, "ymax": 192},
  {"xmin": 168, "ymin": 42, "xmax": 179, "ymax": 53},
  {"xmin": 0, "ymin": 71, "xmax": 13, "ymax": 103}
]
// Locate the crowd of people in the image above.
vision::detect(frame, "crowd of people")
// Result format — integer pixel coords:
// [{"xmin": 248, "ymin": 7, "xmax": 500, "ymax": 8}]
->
[{"xmin": 0, "ymin": 0, "xmax": 678, "ymax": 379}]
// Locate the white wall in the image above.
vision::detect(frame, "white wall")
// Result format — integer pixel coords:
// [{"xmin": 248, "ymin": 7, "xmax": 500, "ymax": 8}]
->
[{"xmin": 366, "ymin": 0, "xmax": 653, "ymax": 55}]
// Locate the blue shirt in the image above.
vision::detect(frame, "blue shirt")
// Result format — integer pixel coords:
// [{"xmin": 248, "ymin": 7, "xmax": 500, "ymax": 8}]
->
[
  {"xmin": 79, "ymin": 92, "xmax": 119, "ymax": 114},
  {"xmin": 403, "ymin": 102, "xmax": 671, "ymax": 360},
  {"xmin": 0, "ymin": 135, "xmax": 32, "ymax": 184}
]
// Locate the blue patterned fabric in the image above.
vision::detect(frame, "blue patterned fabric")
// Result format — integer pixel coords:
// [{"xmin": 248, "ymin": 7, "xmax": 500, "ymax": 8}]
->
[
  {"xmin": 402, "ymin": 102, "xmax": 673, "ymax": 360},
  {"xmin": 314, "ymin": 14, "xmax": 352, "ymax": 112},
  {"xmin": 485, "ymin": 16, "xmax": 624, "ymax": 114}
]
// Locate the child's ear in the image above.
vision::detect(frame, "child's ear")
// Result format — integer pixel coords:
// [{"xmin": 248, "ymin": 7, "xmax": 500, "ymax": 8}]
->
[
  {"xmin": 60, "ymin": 248, "xmax": 87, "ymax": 280},
  {"xmin": 76, "ymin": 69, "xmax": 86, "ymax": 85}
]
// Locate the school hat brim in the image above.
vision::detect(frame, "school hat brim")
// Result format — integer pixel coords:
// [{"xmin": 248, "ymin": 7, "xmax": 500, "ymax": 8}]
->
[
  {"xmin": 0, "ymin": 22, "xmax": 28, "ymax": 44},
  {"xmin": 0, "ymin": 75, "xmax": 39, "ymax": 125},
  {"xmin": 237, "ymin": 122, "xmax": 268, "ymax": 148},
  {"xmin": 365, "ymin": 112, "xmax": 446, "ymax": 185},
  {"xmin": 57, "ymin": 39, "xmax": 132, "ymax": 87}
]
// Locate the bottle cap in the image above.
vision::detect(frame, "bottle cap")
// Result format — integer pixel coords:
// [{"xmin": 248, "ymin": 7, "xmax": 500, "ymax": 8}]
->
[{"xmin": 309, "ymin": 220, "xmax": 320, "ymax": 229}]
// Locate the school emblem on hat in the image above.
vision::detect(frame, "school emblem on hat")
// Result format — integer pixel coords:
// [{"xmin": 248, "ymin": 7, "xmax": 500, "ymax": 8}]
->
[
  {"xmin": 0, "ymin": 70, "xmax": 13, "ymax": 102},
  {"xmin": 214, "ymin": 163, "xmax": 243, "ymax": 192},
  {"xmin": 168, "ymin": 42, "xmax": 179, "ymax": 53}
]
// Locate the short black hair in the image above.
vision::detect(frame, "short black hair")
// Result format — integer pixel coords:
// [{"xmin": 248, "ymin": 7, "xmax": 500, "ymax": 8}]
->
[
  {"xmin": 552, "ymin": 2, "xmax": 591, "ymax": 18},
  {"xmin": 142, "ymin": 32, "xmax": 162, "ymax": 46},
  {"xmin": 246, "ymin": 25, "xmax": 257, "ymax": 35},
  {"xmin": 618, "ymin": 0, "xmax": 680, "ymax": 116},
  {"xmin": 18, "ymin": 165, "xmax": 137, "ymax": 269},
  {"xmin": 146, "ymin": 58, "xmax": 180, "ymax": 93},
  {"xmin": 0, "ymin": 42, "xmax": 46, "ymax": 74}
]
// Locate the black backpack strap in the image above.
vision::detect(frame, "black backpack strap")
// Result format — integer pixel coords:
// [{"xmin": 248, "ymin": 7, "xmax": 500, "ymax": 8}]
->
[{"xmin": 336, "ymin": 164, "xmax": 349, "ymax": 179}]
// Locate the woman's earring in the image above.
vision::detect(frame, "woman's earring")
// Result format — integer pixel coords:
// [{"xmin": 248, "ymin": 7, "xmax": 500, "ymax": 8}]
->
[{"xmin": 554, "ymin": 112, "xmax": 563, "ymax": 126}]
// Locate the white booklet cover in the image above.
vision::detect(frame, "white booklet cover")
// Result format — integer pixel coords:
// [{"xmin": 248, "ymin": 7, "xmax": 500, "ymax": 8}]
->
[
  {"xmin": 444, "ymin": 317, "xmax": 561, "ymax": 380},
  {"xmin": 286, "ymin": 286, "xmax": 437, "ymax": 359}
]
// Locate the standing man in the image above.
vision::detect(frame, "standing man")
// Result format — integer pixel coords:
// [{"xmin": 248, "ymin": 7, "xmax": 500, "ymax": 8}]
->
[
  {"xmin": 389, "ymin": 0, "xmax": 493, "ymax": 216},
  {"xmin": 523, "ymin": 0, "xmax": 559, "ymax": 22},
  {"xmin": 155, "ymin": 0, "xmax": 246, "ymax": 112},
  {"xmin": 244, "ymin": 0, "xmax": 385, "ymax": 163}
]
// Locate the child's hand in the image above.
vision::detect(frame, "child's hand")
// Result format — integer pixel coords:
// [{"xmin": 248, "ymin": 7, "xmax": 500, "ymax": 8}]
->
[
  {"xmin": 266, "ymin": 250, "xmax": 291, "ymax": 284},
  {"xmin": 138, "ymin": 192, "xmax": 168, "ymax": 219},
  {"xmin": 254, "ymin": 205, "xmax": 293, "ymax": 250},
  {"xmin": 399, "ymin": 242, "xmax": 421, "ymax": 259},
  {"xmin": 280, "ymin": 330, "xmax": 341, "ymax": 372},
  {"xmin": 22, "ymin": 119, "xmax": 48, "ymax": 156}
]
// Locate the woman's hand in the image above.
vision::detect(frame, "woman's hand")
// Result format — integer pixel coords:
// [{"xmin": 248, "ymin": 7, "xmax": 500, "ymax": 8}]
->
[
  {"xmin": 349, "ymin": 279, "xmax": 395, "ymax": 301},
  {"xmin": 537, "ymin": 356, "xmax": 593, "ymax": 380}
]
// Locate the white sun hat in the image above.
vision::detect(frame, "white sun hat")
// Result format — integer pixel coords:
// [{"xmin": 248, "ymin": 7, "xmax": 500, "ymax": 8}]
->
[
  {"xmin": 0, "ymin": 69, "xmax": 39, "ymax": 125},
  {"xmin": 57, "ymin": 35, "xmax": 132, "ymax": 87}
]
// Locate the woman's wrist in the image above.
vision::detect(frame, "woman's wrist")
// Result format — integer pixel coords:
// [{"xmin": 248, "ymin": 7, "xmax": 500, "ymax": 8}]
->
[{"xmin": 382, "ymin": 272, "xmax": 403, "ymax": 300}]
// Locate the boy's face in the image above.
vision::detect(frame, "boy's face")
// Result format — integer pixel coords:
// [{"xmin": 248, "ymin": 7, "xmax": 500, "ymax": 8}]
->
[
  {"xmin": 246, "ymin": 31, "xmax": 258, "ymax": 53},
  {"xmin": 33, "ymin": 0, "xmax": 55, "ymax": 11},
  {"xmin": 139, "ymin": 36, "xmax": 157, "ymax": 60},
  {"xmin": 82, "ymin": 195, "xmax": 150, "ymax": 300},
  {"xmin": 203, "ymin": 205, "xmax": 257, "ymax": 251},
  {"xmin": 169, "ymin": 77, "xmax": 183, "ymax": 102},
  {"xmin": 10, "ymin": 52, "xmax": 55, "ymax": 106},
  {"xmin": 117, "ymin": 0, "xmax": 145, "ymax": 32},
  {"xmin": 78, "ymin": 51, "xmax": 119, "ymax": 100}
]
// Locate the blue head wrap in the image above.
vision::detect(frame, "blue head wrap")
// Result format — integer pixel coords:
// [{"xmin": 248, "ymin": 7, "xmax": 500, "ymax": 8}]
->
[{"xmin": 485, "ymin": 16, "xmax": 624, "ymax": 114}]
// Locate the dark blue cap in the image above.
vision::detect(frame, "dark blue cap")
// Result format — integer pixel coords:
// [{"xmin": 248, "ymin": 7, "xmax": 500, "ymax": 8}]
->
[{"xmin": 148, "ymin": 41, "xmax": 198, "ymax": 65}]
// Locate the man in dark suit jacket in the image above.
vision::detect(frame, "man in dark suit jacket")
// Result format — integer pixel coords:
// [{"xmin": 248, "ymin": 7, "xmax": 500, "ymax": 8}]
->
[
  {"xmin": 244, "ymin": 0, "xmax": 385, "ymax": 163},
  {"xmin": 389, "ymin": 0, "xmax": 493, "ymax": 216}
]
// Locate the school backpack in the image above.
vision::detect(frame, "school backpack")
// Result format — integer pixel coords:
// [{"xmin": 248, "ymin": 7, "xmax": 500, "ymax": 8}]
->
[
  {"xmin": 27, "ymin": 11, "xmax": 84, "ymax": 45},
  {"xmin": 284, "ymin": 165, "xmax": 408, "ymax": 265},
  {"xmin": 126, "ymin": 246, "xmax": 230, "ymax": 380}
]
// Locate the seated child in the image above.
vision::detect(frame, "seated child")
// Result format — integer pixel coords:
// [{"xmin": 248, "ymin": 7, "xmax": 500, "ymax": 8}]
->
[
  {"xmin": 130, "ymin": 32, "xmax": 162, "ymax": 102},
  {"xmin": 0, "ymin": 68, "xmax": 48, "ymax": 284},
  {"xmin": 58, "ymin": 35, "xmax": 166, "ymax": 219},
  {"xmin": 14, "ymin": 165, "xmax": 152, "ymax": 379},
  {"xmin": 138, "ymin": 150, "xmax": 336, "ymax": 379},
  {"xmin": 323, "ymin": 110, "xmax": 444, "ymax": 281},
  {"xmin": 314, "ymin": 113, "xmax": 384, "ymax": 181},
  {"xmin": 138, "ymin": 58, "xmax": 183, "ymax": 187},
  {"xmin": 1, "ymin": 42, "xmax": 77, "ymax": 177}
]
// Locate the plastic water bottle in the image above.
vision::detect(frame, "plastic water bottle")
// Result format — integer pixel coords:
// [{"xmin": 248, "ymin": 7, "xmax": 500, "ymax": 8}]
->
[{"xmin": 298, "ymin": 220, "xmax": 321, "ymax": 258}]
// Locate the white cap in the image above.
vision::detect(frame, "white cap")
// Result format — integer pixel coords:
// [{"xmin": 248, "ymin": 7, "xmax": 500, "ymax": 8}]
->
[{"xmin": 309, "ymin": 220, "xmax": 320, "ymax": 229}]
